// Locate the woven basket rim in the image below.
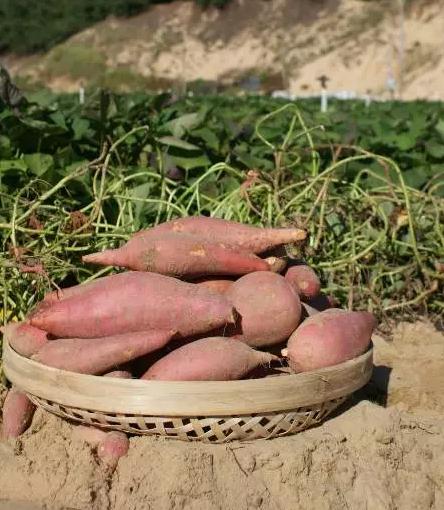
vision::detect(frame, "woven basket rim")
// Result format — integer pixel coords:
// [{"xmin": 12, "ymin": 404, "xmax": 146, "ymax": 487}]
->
[{"xmin": 2, "ymin": 338, "xmax": 373, "ymax": 417}]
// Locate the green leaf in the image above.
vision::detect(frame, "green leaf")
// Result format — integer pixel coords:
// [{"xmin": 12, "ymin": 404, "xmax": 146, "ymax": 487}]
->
[
  {"xmin": 157, "ymin": 136, "xmax": 200, "ymax": 151},
  {"xmin": 165, "ymin": 113, "xmax": 202, "ymax": 138},
  {"xmin": 23, "ymin": 153, "xmax": 54, "ymax": 176},
  {"xmin": 72, "ymin": 117, "xmax": 91, "ymax": 140},
  {"xmin": 425, "ymin": 141, "xmax": 444, "ymax": 159},
  {"xmin": 0, "ymin": 135, "xmax": 11, "ymax": 158},
  {"xmin": 190, "ymin": 127, "xmax": 220, "ymax": 151},
  {"xmin": 435, "ymin": 119, "xmax": 444, "ymax": 139},
  {"xmin": 170, "ymin": 153, "xmax": 210, "ymax": 171},
  {"xmin": 0, "ymin": 159, "xmax": 27, "ymax": 173},
  {"xmin": 395, "ymin": 133, "xmax": 417, "ymax": 151},
  {"xmin": 129, "ymin": 183, "xmax": 152, "ymax": 225}
]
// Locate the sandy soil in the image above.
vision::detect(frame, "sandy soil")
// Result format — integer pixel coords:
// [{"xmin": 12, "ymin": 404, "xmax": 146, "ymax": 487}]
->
[{"xmin": 0, "ymin": 320, "xmax": 443, "ymax": 510}]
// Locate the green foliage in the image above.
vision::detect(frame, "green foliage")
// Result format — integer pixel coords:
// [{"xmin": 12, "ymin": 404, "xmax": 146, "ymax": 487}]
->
[
  {"xmin": 0, "ymin": 0, "xmax": 233, "ymax": 55},
  {"xmin": 0, "ymin": 91, "xmax": 442, "ymax": 326}
]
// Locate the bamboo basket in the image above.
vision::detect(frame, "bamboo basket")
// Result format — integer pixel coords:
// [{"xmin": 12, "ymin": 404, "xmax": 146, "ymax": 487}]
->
[{"xmin": 2, "ymin": 338, "xmax": 373, "ymax": 443}]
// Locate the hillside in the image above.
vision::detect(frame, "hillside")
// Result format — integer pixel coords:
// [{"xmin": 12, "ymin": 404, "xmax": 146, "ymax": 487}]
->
[{"xmin": 4, "ymin": 0, "xmax": 444, "ymax": 99}]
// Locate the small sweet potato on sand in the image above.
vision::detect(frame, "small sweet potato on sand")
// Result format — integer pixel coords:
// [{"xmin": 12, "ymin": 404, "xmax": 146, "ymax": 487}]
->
[{"xmin": 1, "ymin": 387, "xmax": 36, "ymax": 439}]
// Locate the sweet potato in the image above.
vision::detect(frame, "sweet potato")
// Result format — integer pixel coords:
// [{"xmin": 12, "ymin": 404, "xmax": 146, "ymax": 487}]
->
[
  {"xmin": 226, "ymin": 272, "xmax": 302, "ymax": 347},
  {"xmin": 82, "ymin": 232, "xmax": 269, "ymax": 277},
  {"xmin": 2, "ymin": 322, "xmax": 48, "ymax": 357},
  {"xmin": 285, "ymin": 308, "xmax": 376, "ymax": 372},
  {"xmin": 72, "ymin": 425, "xmax": 108, "ymax": 447},
  {"xmin": 134, "ymin": 216, "xmax": 307, "ymax": 254},
  {"xmin": 1, "ymin": 387, "xmax": 36, "ymax": 439},
  {"xmin": 142, "ymin": 337, "xmax": 277, "ymax": 381},
  {"xmin": 284, "ymin": 265, "xmax": 321, "ymax": 300},
  {"xmin": 103, "ymin": 370, "xmax": 132, "ymax": 379},
  {"xmin": 194, "ymin": 277, "xmax": 234, "ymax": 295},
  {"xmin": 97, "ymin": 431, "xmax": 129, "ymax": 471},
  {"xmin": 43, "ymin": 277, "xmax": 105, "ymax": 303},
  {"xmin": 32, "ymin": 330, "xmax": 175, "ymax": 374},
  {"xmin": 29, "ymin": 271, "xmax": 236, "ymax": 338}
]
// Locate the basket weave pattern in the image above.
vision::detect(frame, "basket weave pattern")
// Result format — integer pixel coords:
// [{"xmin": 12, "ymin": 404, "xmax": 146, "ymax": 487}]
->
[{"xmin": 28, "ymin": 394, "xmax": 347, "ymax": 442}]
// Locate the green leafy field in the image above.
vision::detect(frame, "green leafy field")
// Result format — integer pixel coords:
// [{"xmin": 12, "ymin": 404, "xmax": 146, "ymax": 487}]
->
[{"xmin": 0, "ymin": 91, "xmax": 443, "ymax": 326}]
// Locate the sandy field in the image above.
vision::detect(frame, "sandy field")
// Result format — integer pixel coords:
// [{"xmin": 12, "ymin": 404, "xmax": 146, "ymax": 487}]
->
[{"xmin": 0, "ymin": 320, "xmax": 443, "ymax": 510}]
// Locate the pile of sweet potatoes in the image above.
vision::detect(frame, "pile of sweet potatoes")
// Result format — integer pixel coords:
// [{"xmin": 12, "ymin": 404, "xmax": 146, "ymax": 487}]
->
[{"xmin": 1, "ymin": 216, "xmax": 375, "ymax": 465}]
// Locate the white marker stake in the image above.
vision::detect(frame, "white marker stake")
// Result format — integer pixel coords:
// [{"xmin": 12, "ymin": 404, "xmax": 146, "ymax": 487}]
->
[
  {"xmin": 321, "ymin": 89, "xmax": 328, "ymax": 112},
  {"xmin": 79, "ymin": 86, "xmax": 85, "ymax": 105}
]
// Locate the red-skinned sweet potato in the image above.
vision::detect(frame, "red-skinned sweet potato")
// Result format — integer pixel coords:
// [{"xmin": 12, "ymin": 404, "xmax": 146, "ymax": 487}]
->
[
  {"xmin": 284, "ymin": 265, "xmax": 321, "ymax": 300},
  {"xmin": 29, "ymin": 271, "xmax": 236, "ymax": 339},
  {"xmin": 2, "ymin": 322, "xmax": 48, "ymax": 357},
  {"xmin": 43, "ymin": 277, "xmax": 105, "ymax": 303},
  {"xmin": 194, "ymin": 277, "xmax": 234, "ymax": 295},
  {"xmin": 285, "ymin": 308, "xmax": 376, "ymax": 372},
  {"xmin": 32, "ymin": 330, "xmax": 175, "ymax": 374},
  {"xmin": 141, "ymin": 337, "xmax": 278, "ymax": 381},
  {"xmin": 1, "ymin": 387, "xmax": 36, "ymax": 439},
  {"xmin": 226, "ymin": 272, "xmax": 302, "ymax": 347},
  {"xmin": 103, "ymin": 370, "xmax": 132, "ymax": 379},
  {"xmin": 97, "ymin": 431, "xmax": 129, "ymax": 471},
  {"xmin": 82, "ymin": 232, "xmax": 269, "ymax": 277},
  {"xmin": 72, "ymin": 425, "xmax": 108, "ymax": 447},
  {"xmin": 134, "ymin": 216, "xmax": 307, "ymax": 254}
]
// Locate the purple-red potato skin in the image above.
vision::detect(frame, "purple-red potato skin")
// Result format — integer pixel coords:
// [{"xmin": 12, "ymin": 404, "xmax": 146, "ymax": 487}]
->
[
  {"xmin": 72, "ymin": 425, "xmax": 108, "ymax": 447},
  {"xmin": 141, "ymin": 337, "xmax": 278, "ymax": 381},
  {"xmin": 2, "ymin": 322, "xmax": 48, "ymax": 357},
  {"xmin": 1, "ymin": 388, "xmax": 36, "ymax": 439},
  {"xmin": 226, "ymin": 272, "xmax": 302, "ymax": 347},
  {"xmin": 134, "ymin": 216, "xmax": 306, "ymax": 254},
  {"xmin": 97, "ymin": 431, "xmax": 129, "ymax": 471},
  {"xmin": 29, "ymin": 271, "xmax": 236, "ymax": 338},
  {"xmin": 284, "ymin": 265, "xmax": 321, "ymax": 300},
  {"xmin": 286, "ymin": 309, "xmax": 376, "ymax": 372},
  {"xmin": 265, "ymin": 256, "xmax": 287, "ymax": 273},
  {"xmin": 43, "ymin": 277, "xmax": 105, "ymax": 303},
  {"xmin": 103, "ymin": 370, "xmax": 132, "ymax": 379},
  {"xmin": 194, "ymin": 278, "xmax": 234, "ymax": 295},
  {"xmin": 32, "ymin": 330, "xmax": 175, "ymax": 374},
  {"xmin": 82, "ymin": 232, "xmax": 269, "ymax": 277}
]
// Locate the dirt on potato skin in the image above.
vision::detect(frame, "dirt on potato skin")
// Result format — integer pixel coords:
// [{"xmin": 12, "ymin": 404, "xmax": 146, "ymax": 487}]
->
[{"xmin": 0, "ymin": 320, "xmax": 444, "ymax": 510}]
